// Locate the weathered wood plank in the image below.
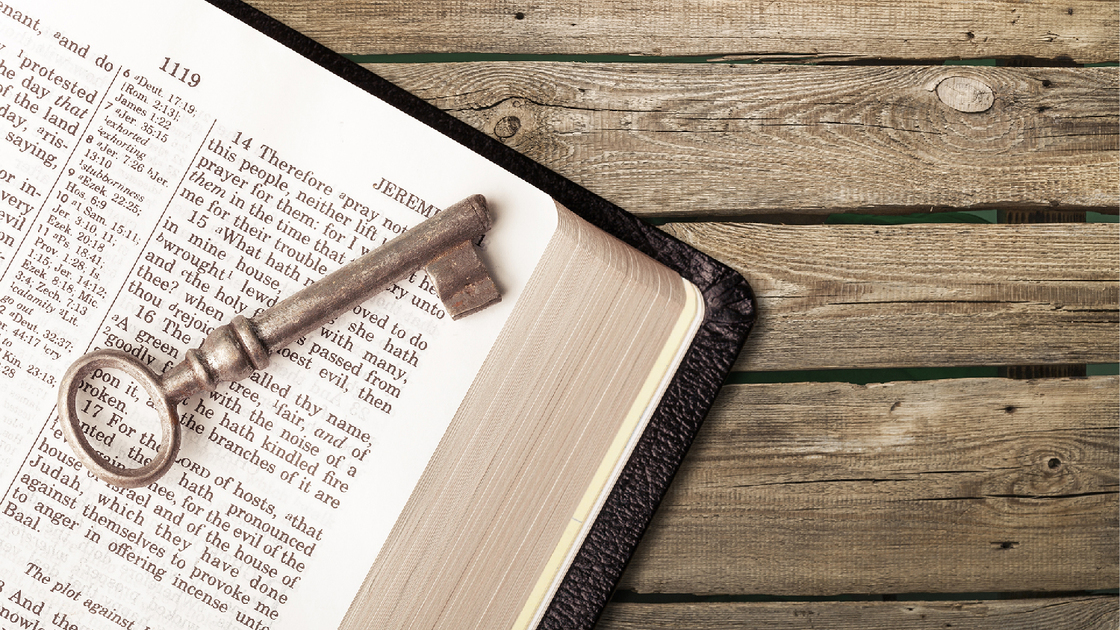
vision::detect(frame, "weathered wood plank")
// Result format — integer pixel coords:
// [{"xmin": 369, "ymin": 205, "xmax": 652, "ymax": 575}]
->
[
  {"xmin": 662, "ymin": 222, "xmax": 1118, "ymax": 372},
  {"xmin": 597, "ymin": 597, "xmax": 1120, "ymax": 630},
  {"xmin": 369, "ymin": 64, "xmax": 1118, "ymax": 218},
  {"xmin": 245, "ymin": 0, "xmax": 1118, "ymax": 63},
  {"xmin": 619, "ymin": 377, "xmax": 1119, "ymax": 595}
]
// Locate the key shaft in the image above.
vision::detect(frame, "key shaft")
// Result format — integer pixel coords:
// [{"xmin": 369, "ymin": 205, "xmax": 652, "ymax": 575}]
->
[
  {"xmin": 256, "ymin": 193, "xmax": 492, "ymax": 351},
  {"xmin": 160, "ymin": 194, "xmax": 496, "ymax": 402}
]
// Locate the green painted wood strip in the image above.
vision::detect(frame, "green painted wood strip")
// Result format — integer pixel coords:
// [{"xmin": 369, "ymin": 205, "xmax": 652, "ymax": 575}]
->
[{"xmin": 245, "ymin": 0, "xmax": 1118, "ymax": 64}]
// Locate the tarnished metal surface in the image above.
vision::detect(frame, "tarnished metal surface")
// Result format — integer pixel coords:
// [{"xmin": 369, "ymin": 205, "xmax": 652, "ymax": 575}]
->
[{"xmin": 58, "ymin": 195, "xmax": 500, "ymax": 487}]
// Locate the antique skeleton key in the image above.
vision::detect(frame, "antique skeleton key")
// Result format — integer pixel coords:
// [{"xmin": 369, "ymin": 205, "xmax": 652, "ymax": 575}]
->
[{"xmin": 58, "ymin": 195, "xmax": 500, "ymax": 488}]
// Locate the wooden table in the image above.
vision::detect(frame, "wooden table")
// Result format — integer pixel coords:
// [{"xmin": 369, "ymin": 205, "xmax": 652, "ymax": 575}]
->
[{"xmin": 248, "ymin": 1, "xmax": 1118, "ymax": 627}]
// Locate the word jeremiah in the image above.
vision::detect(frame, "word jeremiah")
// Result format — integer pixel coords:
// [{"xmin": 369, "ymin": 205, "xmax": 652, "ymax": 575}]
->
[{"xmin": 371, "ymin": 177, "xmax": 439, "ymax": 219}]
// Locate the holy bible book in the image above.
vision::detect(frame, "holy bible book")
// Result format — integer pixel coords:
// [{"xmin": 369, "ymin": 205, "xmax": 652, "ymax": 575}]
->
[{"xmin": 0, "ymin": 1, "xmax": 755, "ymax": 629}]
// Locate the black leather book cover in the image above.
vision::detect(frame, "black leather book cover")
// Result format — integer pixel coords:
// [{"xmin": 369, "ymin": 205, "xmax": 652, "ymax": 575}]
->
[{"xmin": 203, "ymin": 1, "xmax": 757, "ymax": 627}]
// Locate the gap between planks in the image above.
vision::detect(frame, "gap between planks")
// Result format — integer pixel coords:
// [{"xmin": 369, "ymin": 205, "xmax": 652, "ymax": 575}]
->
[{"xmin": 244, "ymin": 0, "xmax": 1118, "ymax": 64}]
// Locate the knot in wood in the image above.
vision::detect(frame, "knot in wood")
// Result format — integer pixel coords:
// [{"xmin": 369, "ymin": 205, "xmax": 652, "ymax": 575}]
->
[
  {"xmin": 934, "ymin": 76, "xmax": 995, "ymax": 113},
  {"xmin": 494, "ymin": 115, "xmax": 522, "ymax": 139}
]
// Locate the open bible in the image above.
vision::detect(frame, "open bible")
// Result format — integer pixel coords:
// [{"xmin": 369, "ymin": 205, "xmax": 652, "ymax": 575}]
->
[{"xmin": 0, "ymin": 1, "xmax": 755, "ymax": 629}]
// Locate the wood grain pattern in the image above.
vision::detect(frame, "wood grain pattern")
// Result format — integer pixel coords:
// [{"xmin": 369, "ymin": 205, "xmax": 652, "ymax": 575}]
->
[
  {"xmin": 597, "ymin": 597, "xmax": 1120, "ymax": 630},
  {"xmin": 245, "ymin": 0, "xmax": 1118, "ymax": 63},
  {"xmin": 369, "ymin": 63, "xmax": 1118, "ymax": 218},
  {"xmin": 619, "ymin": 377, "xmax": 1119, "ymax": 595},
  {"xmin": 662, "ymin": 222, "xmax": 1118, "ymax": 372},
  {"xmin": 233, "ymin": 5, "xmax": 1117, "ymax": 621}
]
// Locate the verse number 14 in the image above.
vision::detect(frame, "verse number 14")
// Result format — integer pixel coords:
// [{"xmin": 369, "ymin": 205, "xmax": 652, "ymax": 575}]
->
[{"xmin": 233, "ymin": 131, "xmax": 253, "ymax": 150}]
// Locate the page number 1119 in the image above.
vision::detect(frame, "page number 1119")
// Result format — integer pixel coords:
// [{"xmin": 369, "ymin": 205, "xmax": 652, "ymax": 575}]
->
[{"xmin": 160, "ymin": 57, "xmax": 201, "ymax": 88}]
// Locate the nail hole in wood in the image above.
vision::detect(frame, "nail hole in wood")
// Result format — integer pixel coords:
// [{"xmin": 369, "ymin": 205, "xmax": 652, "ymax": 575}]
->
[{"xmin": 494, "ymin": 116, "xmax": 522, "ymax": 139}]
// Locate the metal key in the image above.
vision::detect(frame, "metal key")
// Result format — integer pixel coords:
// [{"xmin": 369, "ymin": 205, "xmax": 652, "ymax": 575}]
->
[{"xmin": 58, "ymin": 194, "xmax": 500, "ymax": 488}]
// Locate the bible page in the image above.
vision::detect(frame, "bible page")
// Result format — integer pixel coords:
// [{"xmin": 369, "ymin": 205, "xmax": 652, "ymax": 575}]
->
[{"xmin": 0, "ymin": 1, "xmax": 558, "ymax": 629}]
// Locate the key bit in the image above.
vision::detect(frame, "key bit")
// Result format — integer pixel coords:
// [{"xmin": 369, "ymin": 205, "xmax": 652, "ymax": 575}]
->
[
  {"xmin": 59, "ymin": 194, "xmax": 501, "ymax": 487},
  {"xmin": 428, "ymin": 239, "xmax": 501, "ymax": 320}
]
